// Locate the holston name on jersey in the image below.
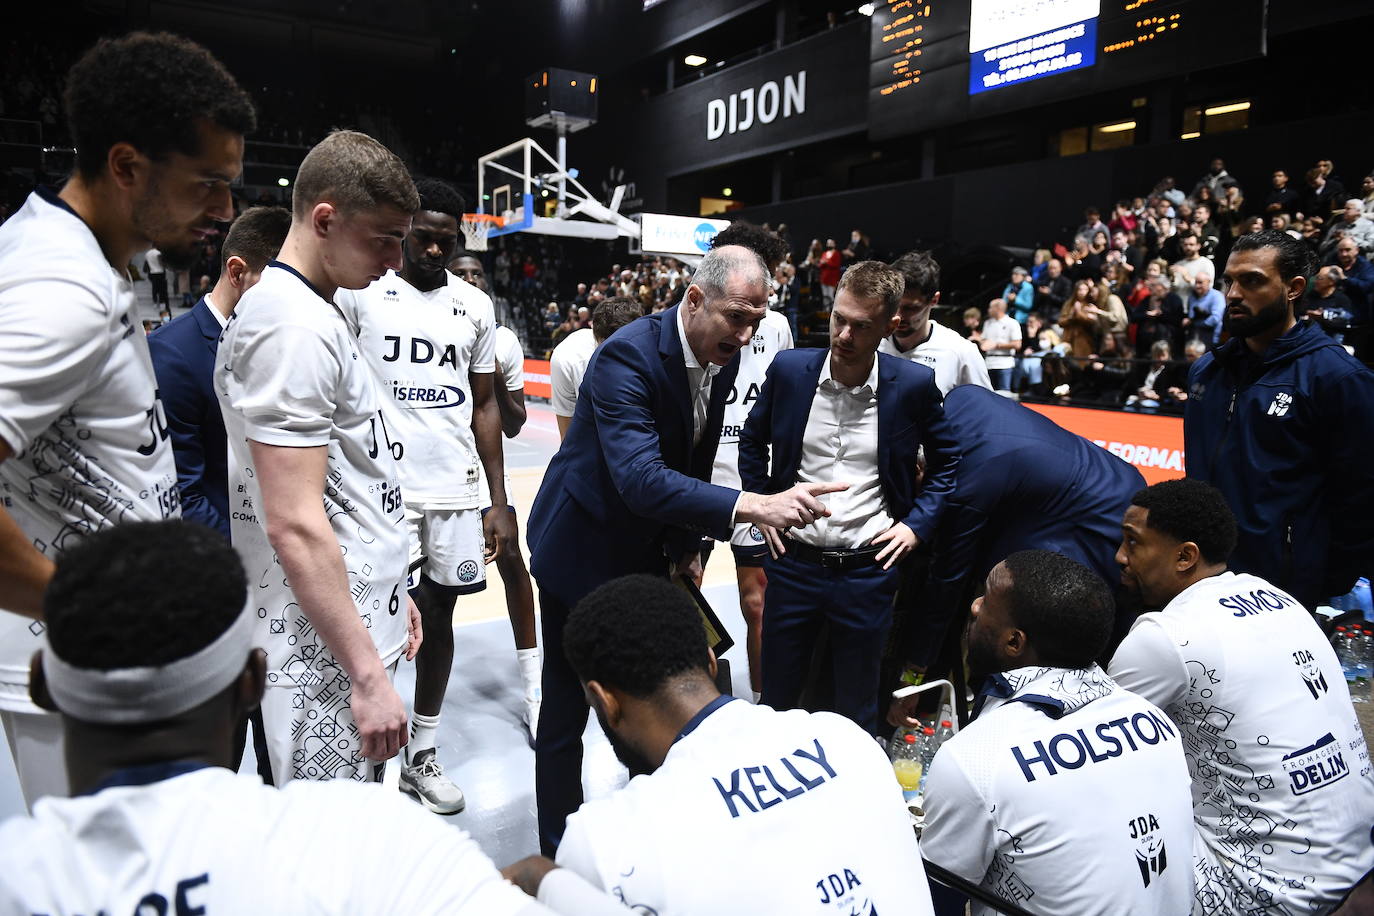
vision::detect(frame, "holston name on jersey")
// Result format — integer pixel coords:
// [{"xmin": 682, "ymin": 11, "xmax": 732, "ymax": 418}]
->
[
  {"xmin": 1012, "ymin": 709, "xmax": 1177, "ymax": 783},
  {"xmin": 713, "ymin": 738, "xmax": 836, "ymax": 818}
]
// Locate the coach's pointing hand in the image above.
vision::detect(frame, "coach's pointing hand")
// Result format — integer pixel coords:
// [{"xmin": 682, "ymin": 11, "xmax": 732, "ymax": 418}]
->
[{"xmin": 737, "ymin": 481, "xmax": 849, "ymax": 530}]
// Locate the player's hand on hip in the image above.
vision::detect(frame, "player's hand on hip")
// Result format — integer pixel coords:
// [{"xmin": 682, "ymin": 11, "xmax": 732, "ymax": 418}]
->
[
  {"xmin": 405, "ymin": 595, "xmax": 423, "ymax": 661},
  {"xmin": 871, "ymin": 522, "xmax": 919, "ymax": 570},
  {"xmin": 759, "ymin": 523, "xmax": 786, "ymax": 559},
  {"xmin": 482, "ymin": 505, "xmax": 516, "ymax": 563},
  {"xmin": 353, "ymin": 675, "xmax": 409, "ymax": 761}
]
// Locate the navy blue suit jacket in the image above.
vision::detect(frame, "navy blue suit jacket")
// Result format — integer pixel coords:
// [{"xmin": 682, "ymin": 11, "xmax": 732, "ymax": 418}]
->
[
  {"xmin": 738, "ymin": 349, "xmax": 960, "ymax": 543},
  {"xmin": 527, "ymin": 305, "xmax": 741, "ymax": 607},
  {"xmin": 908, "ymin": 385, "xmax": 1146, "ymax": 664},
  {"xmin": 148, "ymin": 298, "xmax": 230, "ymax": 538}
]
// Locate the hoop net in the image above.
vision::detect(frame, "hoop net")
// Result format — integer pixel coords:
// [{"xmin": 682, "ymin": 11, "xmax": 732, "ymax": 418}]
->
[{"xmin": 461, "ymin": 213, "xmax": 503, "ymax": 251}]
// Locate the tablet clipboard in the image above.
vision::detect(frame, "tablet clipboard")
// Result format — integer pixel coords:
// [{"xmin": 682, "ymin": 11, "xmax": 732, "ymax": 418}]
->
[{"xmin": 676, "ymin": 574, "xmax": 735, "ymax": 656}]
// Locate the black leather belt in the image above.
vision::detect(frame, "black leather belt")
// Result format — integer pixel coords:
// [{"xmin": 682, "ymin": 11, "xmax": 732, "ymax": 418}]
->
[{"xmin": 782, "ymin": 536, "xmax": 883, "ymax": 571}]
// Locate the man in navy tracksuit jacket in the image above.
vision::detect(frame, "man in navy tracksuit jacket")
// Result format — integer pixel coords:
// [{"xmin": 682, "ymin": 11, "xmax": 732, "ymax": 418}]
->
[{"xmin": 1186, "ymin": 230, "xmax": 1374, "ymax": 610}]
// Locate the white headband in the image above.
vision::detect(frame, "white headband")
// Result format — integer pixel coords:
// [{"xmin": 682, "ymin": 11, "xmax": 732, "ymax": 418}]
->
[{"xmin": 42, "ymin": 607, "xmax": 256, "ymax": 725}]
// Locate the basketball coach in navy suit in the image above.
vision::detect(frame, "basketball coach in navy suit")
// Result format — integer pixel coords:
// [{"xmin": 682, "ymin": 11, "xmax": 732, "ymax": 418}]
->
[
  {"xmin": 148, "ymin": 207, "xmax": 287, "ymax": 779},
  {"xmin": 148, "ymin": 206, "xmax": 289, "ymax": 538},
  {"xmin": 527, "ymin": 245, "xmax": 845, "ymax": 854},
  {"xmin": 740, "ymin": 261, "xmax": 961, "ymax": 734}
]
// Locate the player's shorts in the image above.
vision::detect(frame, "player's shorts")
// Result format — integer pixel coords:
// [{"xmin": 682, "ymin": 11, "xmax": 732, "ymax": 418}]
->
[
  {"xmin": 701, "ymin": 523, "xmax": 768, "ymax": 569},
  {"xmin": 405, "ymin": 504, "xmax": 487, "ymax": 592},
  {"xmin": 260, "ymin": 655, "xmax": 399, "ymax": 784}
]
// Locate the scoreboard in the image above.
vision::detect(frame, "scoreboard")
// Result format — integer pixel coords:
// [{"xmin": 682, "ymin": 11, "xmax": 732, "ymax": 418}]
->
[{"xmin": 869, "ymin": 0, "xmax": 1266, "ymax": 141}]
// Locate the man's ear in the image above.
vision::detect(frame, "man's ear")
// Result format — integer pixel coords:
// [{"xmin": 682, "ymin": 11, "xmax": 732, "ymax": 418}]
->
[
  {"xmin": 311, "ymin": 201, "xmax": 337, "ymax": 239},
  {"xmin": 587, "ymin": 680, "xmax": 620, "ymax": 726},
  {"xmin": 225, "ymin": 255, "xmax": 250, "ymax": 290},
  {"xmin": 706, "ymin": 648, "xmax": 719, "ymax": 683},
  {"xmin": 1005, "ymin": 627, "xmax": 1029, "ymax": 661},
  {"xmin": 106, "ymin": 142, "xmax": 147, "ymax": 193},
  {"xmin": 28, "ymin": 651, "xmax": 57, "ymax": 713}
]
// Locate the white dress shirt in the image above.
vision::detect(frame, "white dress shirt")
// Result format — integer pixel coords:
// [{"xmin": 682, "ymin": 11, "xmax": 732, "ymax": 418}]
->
[
  {"xmin": 792, "ymin": 356, "xmax": 893, "ymax": 548},
  {"xmin": 204, "ymin": 292, "xmax": 228, "ymax": 329},
  {"xmin": 676, "ymin": 306, "xmax": 719, "ymax": 446}
]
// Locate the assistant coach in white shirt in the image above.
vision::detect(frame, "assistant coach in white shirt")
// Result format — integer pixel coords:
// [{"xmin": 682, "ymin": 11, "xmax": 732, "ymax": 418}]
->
[
  {"xmin": 1109, "ymin": 479, "xmax": 1374, "ymax": 915},
  {"xmin": 922, "ymin": 550, "xmax": 1194, "ymax": 916},
  {"xmin": 502, "ymin": 574, "xmax": 933, "ymax": 916},
  {"xmin": 740, "ymin": 261, "xmax": 961, "ymax": 733}
]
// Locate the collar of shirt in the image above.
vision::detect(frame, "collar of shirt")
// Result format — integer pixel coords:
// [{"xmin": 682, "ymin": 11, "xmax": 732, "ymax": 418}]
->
[
  {"xmin": 973, "ymin": 664, "xmax": 1114, "ymax": 721},
  {"xmin": 84, "ymin": 759, "xmax": 214, "ymax": 796},
  {"xmin": 673, "ymin": 694, "xmax": 737, "ymax": 746},
  {"xmin": 817, "ymin": 352, "xmax": 879, "ymax": 398},
  {"xmin": 675, "ymin": 304, "xmax": 719, "ymax": 379},
  {"xmin": 204, "ymin": 293, "xmax": 228, "ymax": 329}
]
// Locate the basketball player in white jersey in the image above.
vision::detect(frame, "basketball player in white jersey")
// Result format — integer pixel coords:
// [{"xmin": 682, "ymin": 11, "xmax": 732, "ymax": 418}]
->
[
  {"xmin": 0, "ymin": 32, "xmax": 253, "ymax": 807},
  {"xmin": 448, "ymin": 251, "xmax": 542, "ymax": 741},
  {"xmin": 335, "ymin": 179, "xmax": 514, "ymax": 812},
  {"xmin": 218, "ymin": 130, "xmax": 421, "ymax": 788},
  {"xmin": 549, "ymin": 295, "xmax": 644, "ymax": 438},
  {"xmin": 0, "ymin": 520, "xmax": 625, "ymax": 916},
  {"xmin": 702, "ymin": 223, "xmax": 793, "ymax": 700},
  {"xmin": 879, "ymin": 250, "xmax": 991, "ymax": 395}
]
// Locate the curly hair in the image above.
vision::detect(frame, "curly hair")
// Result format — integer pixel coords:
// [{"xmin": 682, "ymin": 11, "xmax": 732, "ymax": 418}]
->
[
  {"xmin": 414, "ymin": 178, "xmax": 466, "ymax": 221},
  {"xmin": 1130, "ymin": 479, "xmax": 1237, "ymax": 565},
  {"xmin": 65, "ymin": 32, "xmax": 256, "ymax": 179},
  {"xmin": 44, "ymin": 521, "xmax": 248, "ymax": 670},
  {"xmin": 711, "ymin": 221, "xmax": 789, "ymax": 271},
  {"xmin": 1002, "ymin": 550, "xmax": 1114, "ymax": 669},
  {"xmin": 564, "ymin": 575, "xmax": 711, "ymax": 697}
]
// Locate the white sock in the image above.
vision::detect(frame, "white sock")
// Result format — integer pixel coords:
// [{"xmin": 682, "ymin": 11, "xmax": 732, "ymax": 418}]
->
[
  {"xmin": 517, "ymin": 647, "xmax": 542, "ymax": 700},
  {"xmin": 409, "ymin": 712, "xmax": 440, "ymax": 763}
]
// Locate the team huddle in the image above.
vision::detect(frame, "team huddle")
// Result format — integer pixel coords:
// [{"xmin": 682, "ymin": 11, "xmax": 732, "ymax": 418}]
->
[{"xmin": 0, "ymin": 28, "xmax": 1371, "ymax": 916}]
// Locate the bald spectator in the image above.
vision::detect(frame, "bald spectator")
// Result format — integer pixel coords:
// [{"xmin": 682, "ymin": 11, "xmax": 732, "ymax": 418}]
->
[
  {"xmin": 1321, "ymin": 200, "xmax": 1374, "ymax": 257},
  {"xmin": 1302, "ymin": 266, "xmax": 1355, "ymax": 340},
  {"xmin": 1328, "ymin": 236, "xmax": 1374, "ymax": 328},
  {"xmin": 980, "ymin": 298, "xmax": 1022, "ymax": 393}
]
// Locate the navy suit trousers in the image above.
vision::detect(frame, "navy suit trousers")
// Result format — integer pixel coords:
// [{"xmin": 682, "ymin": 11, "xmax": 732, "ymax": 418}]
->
[
  {"xmin": 759, "ymin": 553, "xmax": 900, "ymax": 735},
  {"xmin": 534, "ymin": 589, "xmax": 591, "ymax": 856}
]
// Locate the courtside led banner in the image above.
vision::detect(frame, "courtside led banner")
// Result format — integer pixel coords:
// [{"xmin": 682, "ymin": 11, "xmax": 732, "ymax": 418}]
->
[
  {"xmin": 1025, "ymin": 404, "xmax": 1184, "ymax": 485},
  {"xmin": 523, "ymin": 359, "xmax": 551, "ymax": 400}
]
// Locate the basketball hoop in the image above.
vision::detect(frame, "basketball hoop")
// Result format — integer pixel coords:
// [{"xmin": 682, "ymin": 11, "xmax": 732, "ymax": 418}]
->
[{"xmin": 460, "ymin": 213, "xmax": 503, "ymax": 252}]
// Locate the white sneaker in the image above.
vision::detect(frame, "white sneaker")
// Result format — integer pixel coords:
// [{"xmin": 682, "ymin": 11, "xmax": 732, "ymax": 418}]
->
[
  {"xmin": 399, "ymin": 751, "xmax": 466, "ymax": 815},
  {"xmin": 524, "ymin": 691, "xmax": 542, "ymax": 747}
]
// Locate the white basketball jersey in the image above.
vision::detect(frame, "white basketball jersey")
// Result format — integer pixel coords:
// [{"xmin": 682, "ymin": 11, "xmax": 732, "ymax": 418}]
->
[
  {"xmin": 336, "ymin": 271, "xmax": 496, "ymax": 510},
  {"xmin": 877, "ymin": 321, "xmax": 992, "ymax": 395},
  {"xmin": 712, "ymin": 309, "xmax": 793, "ymax": 490}
]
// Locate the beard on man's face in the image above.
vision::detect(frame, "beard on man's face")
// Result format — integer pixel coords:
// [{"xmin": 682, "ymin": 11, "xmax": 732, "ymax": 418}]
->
[
  {"xmin": 1222, "ymin": 293, "xmax": 1289, "ymax": 339},
  {"xmin": 132, "ymin": 180, "xmax": 207, "ymax": 271},
  {"xmin": 594, "ymin": 705, "xmax": 655, "ymax": 777}
]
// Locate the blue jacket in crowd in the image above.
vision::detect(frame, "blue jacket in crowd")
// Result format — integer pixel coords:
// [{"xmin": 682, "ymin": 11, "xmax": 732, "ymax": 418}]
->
[{"xmin": 1185, "ymin": 320, "xmax": 1374, "ymax": 609}]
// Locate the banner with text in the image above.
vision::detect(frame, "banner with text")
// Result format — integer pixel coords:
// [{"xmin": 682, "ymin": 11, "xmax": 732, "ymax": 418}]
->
[
  {"xmin": 1025, "ymin": 404, "xmax": 1184, "ymax": 485},
  {"xmin": 524, "ymin": 358, "xmax": 551, "ymax": 400}
]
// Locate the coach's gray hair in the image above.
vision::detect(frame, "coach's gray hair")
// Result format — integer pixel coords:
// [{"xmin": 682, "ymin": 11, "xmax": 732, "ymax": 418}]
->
[{"xmin": 692, "ymin": 245, "xmax": 769, "ymax": 301}]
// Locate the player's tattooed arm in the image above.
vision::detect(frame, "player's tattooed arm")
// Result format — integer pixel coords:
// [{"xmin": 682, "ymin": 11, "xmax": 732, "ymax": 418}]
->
[{"xmin": 0, "ymin": 437, "xmax": 55, "ymax": 619}]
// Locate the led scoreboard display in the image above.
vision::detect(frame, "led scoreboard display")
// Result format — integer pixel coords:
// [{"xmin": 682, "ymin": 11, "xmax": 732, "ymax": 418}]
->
[{"xmin": 869, "ymin": 0, "xmax": 1265, "ymax": 141}]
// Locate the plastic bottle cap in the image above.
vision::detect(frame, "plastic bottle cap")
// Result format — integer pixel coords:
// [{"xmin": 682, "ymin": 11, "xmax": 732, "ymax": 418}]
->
[
  {"xmin": 904, "ymin": 734, "xmax": 917, "ymax": 744},
  {"xmin": 923, "ymin": 727, "xmax": 935, "ymax": 735},
  {"xmin": 941, "ymin": 720, "xmax": 953, "ymax": 728}
]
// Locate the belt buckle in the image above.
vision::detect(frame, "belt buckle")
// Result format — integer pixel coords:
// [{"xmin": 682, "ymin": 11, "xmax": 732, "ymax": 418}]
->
[{"xmin": 821, "ymin": 552, "xmax": 843, "ymax": 570}]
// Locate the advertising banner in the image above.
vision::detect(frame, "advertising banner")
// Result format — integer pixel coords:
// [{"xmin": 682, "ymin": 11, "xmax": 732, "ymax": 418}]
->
[{"xmin": 1025, "ymin": 404, "xmax": 1184, "ymax": 485}]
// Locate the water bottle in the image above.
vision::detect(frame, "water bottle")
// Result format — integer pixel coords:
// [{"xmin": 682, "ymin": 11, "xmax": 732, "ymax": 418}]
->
[
  {"xmin": 1342, "ymin": 632, "xmax": 1366, "ymax": 703},
  {"xmin": 890, "ymin": 733, "xmax": 922, "ymax": 803},
  {"xmin": 1333, "ymin": 626, "xmax": 1348, "ymax": 656},
  {"xmin": 936, "ymin": 719, "xmax": 956, "ymax": 747},
  {"xmin": 917, "ymin": 726, "xmax": 938, "ymax": 794},
  {"xmin": 1356, "ymin": 629, "xmax": 1373, "ymax": 704}
]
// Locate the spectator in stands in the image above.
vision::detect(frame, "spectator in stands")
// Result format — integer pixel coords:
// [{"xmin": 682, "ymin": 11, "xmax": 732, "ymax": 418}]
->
[
  {"xmin": 1001, "ymin": 265, "xmax": 1034, "ymax": 325},
  {"xmin": 1109, "ymin": 228, "xmax": 1144, "ymax": 280},
  {"xmin": 1302, "ymin": 265, "xmax": 1355, "ymax": 341},
  {"xmin": 1077, "ymin": 206, "xmax": 1107, "ymax": 242},
  {"xmin": 1059, "ymin": 279, "xmax": 1101, "ymax": 360},
  {"xmin": 1187, "ymin": 271, "xmax": 1225, "ymax": 347},
  {"xmin": 573, "ymin": 283, "xmax": 588, "ymax": 307},
  {"xmin": 841, "ymin": 228, "xmax": 870, "ymax": 264},
  {"xmin": 1154, "ymin": 175, "xmax": 1185, "ymax": 208},
  {"xmin": 1094, "ymin": 279, "xmax": 1130, "ymax": 351},
  {"xmin": 1030, "ymin": 248, "xmax": 1051, "ymax": 283},
  {"xmin": 818, "ymin": 238, "xmax": 842, "ymax": 306},
  {"xmin": 980, "ymin": 298, "xmax": 1020, "ymax": 393},
  {"xmin": 541, "ymin": 301, "xmax": 561, "ymax": 338},
  {"xmin": 1320, "ymin": 199, "xmax": 1374, "ymax": 257},
  {"xmin": 1303, "ymin": 166, "xmax": 1345, "ymax": 221},
  {"xmin": 1191, "ymin": 157, "xmax": 1236, "ymax": 200},
  {"xmin": 1169, "ymin": 232, "xmax": 1213, "ymax": 297},
  {"xmin": 1073, "ymin": 333, "xmax": 1132, "ymax": 403},
  {"xmin": 1066, "ymin": 235, "xmax": 1102, "ymax": 283},
  {"xmin": 1265, "ymin": 169, "xmax": 1302, "ymax": 214},
  {"xmin": 1242, "ymin": 215, "xmax": 1266, "ymax": 237},
  {"xmin": 776, "ymin": 262, "xmax": 800, "ymax": 338},
  {"xmin": 1034, "ymin": 256, "xmax": 1071, "ymax": 320},
  {"xmin": 1107, "ymin": 200, "xmax": 1137, "ymax": 234},
  {"xmin": 1132, "ymin": 275, "xmax": 1185, "ymax": 351},
  {"xmin": 1123, "ymin": 340, "xmax": 1186, "ymax": 412},
  {"xmin": 1186, "ymin": 230, "xmax": 1374, "ymax": 610},
  {"xmin": 921, "ymin": 551, "xmax": 1194, "ymax": 915},
  {"xmin": 1189, "ymin": 203, "xmax": 1220, "ymax": 260},
  {"xmin": 961, "ymin": 306, "xmax": 983, "ymax": 341},
  {"xmin": 1154, "ymin": 216, "xmax": 1181, "ymax": 263},
  {"xmin": 1362, "ymin": 173, "xmax": 1374, "ymax": 217},
  {"xmin": 1327, "ymin": 236, "xmax": 1374, "ymax": 329}
]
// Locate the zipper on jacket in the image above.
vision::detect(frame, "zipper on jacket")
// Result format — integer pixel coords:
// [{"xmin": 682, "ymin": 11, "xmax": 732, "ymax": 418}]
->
[{"xmin": 1207, "ymin": 390, "xmax": 1237, "ymax": 478}]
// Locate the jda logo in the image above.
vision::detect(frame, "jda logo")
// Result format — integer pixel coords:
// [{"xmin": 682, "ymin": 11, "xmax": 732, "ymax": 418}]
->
[
  {"xmin": 1268, "ymin": 391, "xmax": 1293, "ymax": 417},
  {"xmin": 694, "ymin": 223, "xmax": 719, "ymax": 252},
  {"xmin": 1128, "ymin": 813, "xmax": 1168, "ymax": 888}
]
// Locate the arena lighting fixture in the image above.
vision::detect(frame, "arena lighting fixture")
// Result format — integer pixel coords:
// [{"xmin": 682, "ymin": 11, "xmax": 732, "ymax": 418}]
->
[
  {"xmin": 722, "ymin": 187, "xmax": 733, "ymax": 197},
  {"xmin": 684, "ymin": 54, "xmax": 708, "ymax": 67},
  {"xmin": 858, "ymin": 3, "xmax": 875, "ymax": 15},
  {"xmin": 277, "ymin": 177, "xmax": 290, "ymax": 187},
  {"xmin": 1204, "ymin": 101, "xmax": 1250, "ymax": 116},
  {"xmin": 1180, "ymin": 131, "xmax": 1201, "ymax": 140},
  {"xmin": 1098, "ymin": 120, "xmax": 1136, "ymax": 133}
]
